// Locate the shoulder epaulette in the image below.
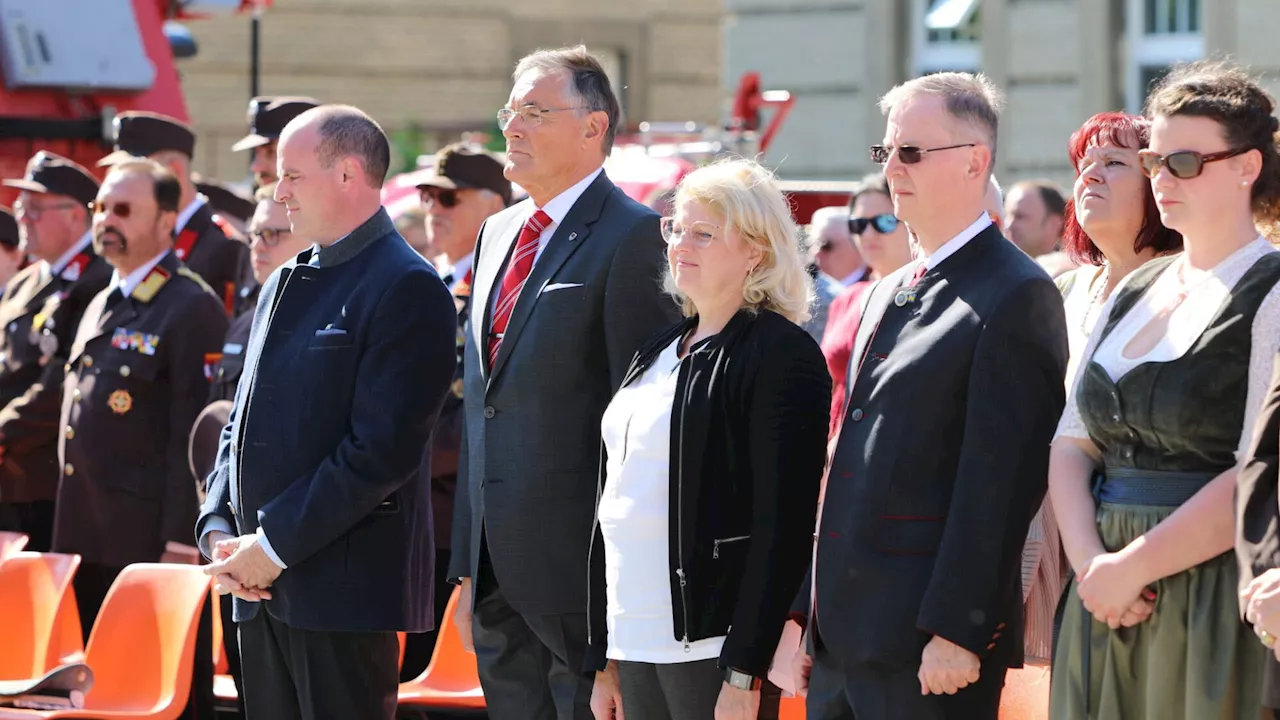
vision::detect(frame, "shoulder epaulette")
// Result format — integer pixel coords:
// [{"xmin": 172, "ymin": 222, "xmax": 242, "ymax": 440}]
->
[
  {"xmin": 177, "ymin": 265, "xmax": 218, "ymax": 298},
  {"xmin": 131, "ymin": 265, "xmax": 171, "ymax": 304}
]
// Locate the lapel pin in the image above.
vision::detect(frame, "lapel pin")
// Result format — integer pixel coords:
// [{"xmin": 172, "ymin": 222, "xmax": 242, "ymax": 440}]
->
[{"xmin": 568, "ymin": 232, "xmax": 578, "ymax": 242}]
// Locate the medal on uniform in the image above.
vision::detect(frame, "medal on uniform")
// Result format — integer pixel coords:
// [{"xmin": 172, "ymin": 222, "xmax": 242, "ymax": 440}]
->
[
  {"xmin": 38, "ymin": 330, "xmax": 58, "ymax": 360},
  {"xmin": 107, "ymin": 389, "xmax": 132, "ymax": 415}
]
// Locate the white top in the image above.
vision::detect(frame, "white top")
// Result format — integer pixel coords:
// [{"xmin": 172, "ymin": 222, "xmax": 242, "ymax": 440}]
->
[
  {"xmin": 109, "ymin": 249, "xmax": 171, "ymax": 298},
  {"xmin": 1056, "ymin": 237, "xmax": 1280, "ymax": 462},
  {"xmin": 444, "ymin": 252, "xmax": 474, "ymax": 292},
  {"xmin": 598, "ymin": 337, "xmax": 724, "ymax": 663},
  {"xmin": 1060, "ymin": 264, "xmax": 1108, "ymax": 395},
  {"xmin": 531, "ymin": 167, "xmax": 603, "ymax": 266},
  {"xmin": 840, "ymin": 266, "xmax": 868, "ymax": 287},
  {"xmin": 922, "ymin": 213, "xmax": 991, "ymax": 270}
]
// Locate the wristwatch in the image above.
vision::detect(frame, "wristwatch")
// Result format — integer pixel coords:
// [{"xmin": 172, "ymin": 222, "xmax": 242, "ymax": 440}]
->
[{"xmin": 724, "ymin": 668, "xmax": 763, "ymax": 691}]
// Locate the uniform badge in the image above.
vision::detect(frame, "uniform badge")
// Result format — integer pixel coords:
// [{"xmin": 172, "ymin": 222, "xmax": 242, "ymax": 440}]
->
[
  {"xmin": 107, "ymin": 389, "xmax": 132, "ymax": 415},
  {"xmin": 111, "ymin": 328, "xmax": 161, "ymax": 355}
]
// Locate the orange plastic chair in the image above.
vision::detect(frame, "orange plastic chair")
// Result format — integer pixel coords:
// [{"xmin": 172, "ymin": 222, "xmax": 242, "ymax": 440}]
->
[
  {"xmin": 778, "ymin": 693, "xmax": 806, "ymax": 719},
  {"xmin": 0, "ymin": 563, "xmax": 212, "ymax": 719},
  {"xmin": 0, "ymin": 552, "xmax": 80, "ymax": 680},
  {"xmin": 0, "ymin": 532, "xmax": 28, "ymax": 562},
  {"xmin": 48, "ymin": 590, "xmax": 84, "ymax": 668},
  {"xmin": 397, "ymin": 586, "xmax": 485, "ymax": 711},
  {"xmin": 998, "ymin": 663, "xmax": 1050, "ymax": 720}
]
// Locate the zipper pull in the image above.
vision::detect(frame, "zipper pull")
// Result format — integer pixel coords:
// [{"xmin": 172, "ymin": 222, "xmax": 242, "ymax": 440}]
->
[
  {"xmin": 713, "ymin": 540, "xmax": 720, "ymax": 559},
  {"xmin": 683, "ymin": 635, "xmax": 691, "ymax": 652}
]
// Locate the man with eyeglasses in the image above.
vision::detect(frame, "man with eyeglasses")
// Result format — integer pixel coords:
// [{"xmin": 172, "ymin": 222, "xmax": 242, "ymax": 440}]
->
[
  {"xmin": 806, "ymin": 206, "xmax": 867, "ymax": 343},
  {"xmin": 793, "ymin": 73, "xmax": 1068, "ymax": 719},
  {"xmin": 99, "ymin": 111, "xmax": 253, "ymax": 318},
  {"xmin": 448, "ymin": 45, "xmax": 676, "ymax": 719},
  {"xmin": 55, "ymin": 158, "xmax": 227, "ymax": 718},
  {"xmin": 0, "ymin": 152, "xmax": 109, "ymax": 553}
]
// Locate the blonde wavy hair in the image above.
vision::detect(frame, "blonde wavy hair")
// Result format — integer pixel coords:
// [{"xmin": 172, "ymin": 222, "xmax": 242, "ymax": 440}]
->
[{"xmin": 663, "ymin": 158, "xmax": 814, "ymax": 325}]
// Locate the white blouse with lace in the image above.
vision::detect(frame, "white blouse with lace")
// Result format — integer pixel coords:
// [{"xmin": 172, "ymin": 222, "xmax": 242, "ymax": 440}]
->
[{"xmin": 1055, "ymin": 237, "xmax": 1280, "ymax": 462}]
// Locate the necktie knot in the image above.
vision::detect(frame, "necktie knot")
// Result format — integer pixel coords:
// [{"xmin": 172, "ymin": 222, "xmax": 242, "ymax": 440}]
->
[{"xmin": 488, "ymin": 208, "xmax": 552, "ymax": 368}]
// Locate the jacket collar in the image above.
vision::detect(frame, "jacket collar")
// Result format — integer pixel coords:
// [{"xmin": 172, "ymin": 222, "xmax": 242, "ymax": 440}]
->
[{"xmin": 308, "ymin": 207, "xmax": 396, "ymax": 269}]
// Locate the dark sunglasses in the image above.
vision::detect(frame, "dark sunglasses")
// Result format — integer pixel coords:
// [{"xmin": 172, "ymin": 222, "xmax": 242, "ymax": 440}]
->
[
  {"xmin": 249, "ymin": 228, "xmax": 292, "ymax": 247},
  {"xmin": 420, "ymin": 188, "xmax": 460, "ymax": 209},
  {"xmin": 849, "ymin": 213, "xmax": 899, "ymax": 235},
  {"xmin": 1137, "ymin": 147, "xmax": 1248, "ymax": 180},
  {"xmin": 89, "ymin": 200, "xmax": 133, "ymax": 218},
  {"xmin": 869, "ymin": 143, "xmax": 975, "ymax": 165}
]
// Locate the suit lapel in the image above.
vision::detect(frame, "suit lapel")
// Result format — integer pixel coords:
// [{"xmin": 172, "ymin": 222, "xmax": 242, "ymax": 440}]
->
[
  {"xmin": 471, "ymin": 212, "xmax": 523, "ymax": 380},
  {"xmin": 486, "ymin": 173, "xmax": 614, "ymax": 387},
  {"xmin": 844, "ymin": 268, "xmax": 907, "ymax": 405}
]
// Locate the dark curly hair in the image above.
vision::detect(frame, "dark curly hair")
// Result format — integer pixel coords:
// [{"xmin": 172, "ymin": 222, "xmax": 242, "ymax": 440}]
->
[
  {"xmin": 1061, "ymin": 112, "xmax": 1183, "ymax": 266},
  {"xmin": 1145, "ymin": 59, "xmax": 1280, "ymax": 239}
]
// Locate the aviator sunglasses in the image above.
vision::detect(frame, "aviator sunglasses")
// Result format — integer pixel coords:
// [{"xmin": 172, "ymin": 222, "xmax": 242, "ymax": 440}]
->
[
  {"xmin": 849, "ymin": 213, "xmax": 899, "ymax": 235},
  {"xmin": 420, "ymin": 188, "xmax": 461, "ymax": 209},
  {"xmin": 1137, "ymin": 147, "xmax": 1248, "ymax": 180},
  {"xmin": 869, "ymin": 143, "xmax": 975, "ymax": 165}
]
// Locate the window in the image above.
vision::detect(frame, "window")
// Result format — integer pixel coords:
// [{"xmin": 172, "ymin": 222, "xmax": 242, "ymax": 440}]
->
[
  {"xmin": 914, "ymin": 0, "xmax": 981, "ymax": 75},
  {"xmin": 1126, "ymin": 0, "xmax": 1203, "ymax": 113}
]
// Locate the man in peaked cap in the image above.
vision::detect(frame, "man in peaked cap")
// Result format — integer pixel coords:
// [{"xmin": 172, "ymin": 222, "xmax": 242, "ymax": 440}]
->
[
  {"xmin": 397, "ymin": 142, "xmax": 509, "ymax": 680},
  {"xmin": 194, "ymin": 177, "xmax": 255, "ymax": 238},
  {"xmin": 99, "ymin": 111, "xmax": 252, "ymax": 318},
  {"xmin": 0, "ymin": 152, "xmax": 110, "ymax": 553},
  {"xmin": 232, "ymin": 96, "xmax": 320, "ymax": 188}
]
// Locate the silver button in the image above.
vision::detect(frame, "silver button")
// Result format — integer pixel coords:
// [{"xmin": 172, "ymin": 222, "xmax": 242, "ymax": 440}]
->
[
  {"xmin": 1112, "ymin": 413, "xmax": 1121, "ymax": 422},
  {"xmin": 483, "ymin": 406, "xmax": 496, "ymax": 419},
  {"xmin": 120, "ymin": 365, "xmax": 131, "ymax": 377},
  {"xmin": 850, "ymin": 408, "xmax": 864, "ymax": 422}
]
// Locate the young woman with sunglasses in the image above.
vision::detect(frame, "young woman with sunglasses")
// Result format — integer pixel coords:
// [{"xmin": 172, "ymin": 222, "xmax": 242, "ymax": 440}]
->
[
  {"xmin": 817, "ymin": 172, "xmax": 912, "ymax": 437},
  {"xmin": 1049, "ymin": 60, "xmax": 1280, "ymax": 719}
]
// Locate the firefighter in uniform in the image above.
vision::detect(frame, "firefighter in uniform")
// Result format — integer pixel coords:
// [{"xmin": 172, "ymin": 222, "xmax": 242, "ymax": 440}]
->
[
  {"xmin": 232, "ymin": 95, "xmax": 319, "ymax": 189},
  {"xmin": 54, "ymin": 161, "xmax": 226, "ymax": 720},
  {"xmin": 195, "ymin": 177, "xmax": 255, "ymax": 242},
  {"xmin": 98, "ymin": 111, "xmax": 251, "ymax": 317},
  {"xmin": 0, "ymin": 153, "xmax": 110, "ymax": 552}
]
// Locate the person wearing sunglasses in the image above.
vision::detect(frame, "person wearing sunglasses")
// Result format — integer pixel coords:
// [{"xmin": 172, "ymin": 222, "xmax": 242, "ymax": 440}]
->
[
  {"xmin": 803, "ymin": 206, "xmax": 862, "ymax": 344},
  {"xmin": 815, "ymin": 173, "xmax": 912, "ymax": 438},
  {"xmin": 1049, "ymin": 60, "xmax": 1280, "ymax": 720},
  {"xmin": 794, "ymin": 72, "xmax": 1068, "ymax": 720},
  {"xmin": 0, "ymin": 152, "xmax": 110, "ymax": 557}
]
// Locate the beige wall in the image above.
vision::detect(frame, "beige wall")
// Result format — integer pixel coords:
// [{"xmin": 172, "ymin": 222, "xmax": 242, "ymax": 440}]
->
[{"xmin": 178, "ymin": 0, "xmax": 722, "ymax": 184}]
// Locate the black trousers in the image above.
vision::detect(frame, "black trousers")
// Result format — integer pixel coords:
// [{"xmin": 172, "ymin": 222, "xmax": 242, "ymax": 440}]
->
[
  {"xmin": 617, "ymin": 659, "xmax": 782, "ymax": 720},
  {"xmin": 399, "ymin": 547, "xmax": 453, "ymax": 682},
  {"xmin": 0, "ymin": 499, "xmax": 55, "ymax": 552},
  {"xmin": 472, "ymin": 545, "xmax": 594, "ymax": 720},
  {"xmin": 805, "ymin": 646, "xmax": 1006, "ymax": 720},
  {"xmin": 219, "ymin": 593, "xmax": 244, "ymax": 711},
  {"xmin": 238, "ymin": 609, "xmax": 399, "ymax": 720},
  {"xmin": 73, "ymin": 561, "xmax": 215, "ymax": 720}
]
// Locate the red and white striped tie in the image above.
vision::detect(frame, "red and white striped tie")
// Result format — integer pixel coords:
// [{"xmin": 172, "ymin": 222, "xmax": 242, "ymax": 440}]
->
[{"xmin": 488, "ymin": 209, "xmax": 551, "ymax": 367}]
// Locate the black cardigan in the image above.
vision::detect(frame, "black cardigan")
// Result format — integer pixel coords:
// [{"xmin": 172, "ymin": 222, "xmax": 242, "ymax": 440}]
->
[{"xmin": 584, "ymin": 308, "xmax": 831, "ymax": 677}]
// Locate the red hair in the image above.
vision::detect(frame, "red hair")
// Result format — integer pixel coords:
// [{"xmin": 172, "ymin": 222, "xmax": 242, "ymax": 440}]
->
[{"xmin": 1061, "ymin": 112, "xmax": 1183, "ymax": 266}]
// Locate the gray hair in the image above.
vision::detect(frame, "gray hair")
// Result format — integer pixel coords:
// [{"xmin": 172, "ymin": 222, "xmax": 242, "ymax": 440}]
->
[
  {"xmin": 302, "ymin": 105, "xmax": 391, "ymax": 189},
  {"xmin": 879, "ymin": 72, "xmax": 1005, "ymax": 172},
  {"xmin": 514, "ymin": 45, "xmax": 622, "ymax": 154}
]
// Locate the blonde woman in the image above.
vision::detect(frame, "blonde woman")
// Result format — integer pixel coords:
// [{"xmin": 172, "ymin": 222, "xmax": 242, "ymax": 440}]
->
[{"xmin": 585, "ymin": 159, "xmax": 831, "ymax": 720}]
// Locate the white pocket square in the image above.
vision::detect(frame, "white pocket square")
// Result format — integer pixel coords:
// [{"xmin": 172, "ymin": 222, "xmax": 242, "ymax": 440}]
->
[{"xmin": 543, "ymin": 282, "xmax": 584, "ymax": 293}]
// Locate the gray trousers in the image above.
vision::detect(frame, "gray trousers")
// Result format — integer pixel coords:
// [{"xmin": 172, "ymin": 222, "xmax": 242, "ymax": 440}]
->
[{"xmin": 617, "ymin": 659, "xmax": 782, "ymax": 720}]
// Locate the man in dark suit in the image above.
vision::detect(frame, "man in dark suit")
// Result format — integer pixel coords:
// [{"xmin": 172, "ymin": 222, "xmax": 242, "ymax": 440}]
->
[
  {"xmin": 231, "ymin": 96, "xmax": 320, "ymax": 189},
  {"xmin": 448, "ymin": 46, "xmax": 678, "ymax": 719},
  {"xmin": 794, "ymin": 73, "xmax": 1069, "ymax": 719},
  {"xmin": 99, "ymin": 111, "xmax": 252, "ymax": 317},
  {"xmin": 397, "ymin": 142, "xmax": 510, "ymax": 681},
  {"xmin": 0, "ymin": 153, "xmax": 109, "ymax": 552},
  {"xmin": 54, "ymin": 157, "xmax": 228, "ymax": 634},
  {"xmin": 196, "ymin": 105, "xmax": 457, "ymax": 720}
]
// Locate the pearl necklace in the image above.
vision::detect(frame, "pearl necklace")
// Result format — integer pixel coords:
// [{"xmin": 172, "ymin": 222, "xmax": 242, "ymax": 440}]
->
[{"xmin": 1079, "ymin": 265, "xmax": 1111, "ymax": 337}]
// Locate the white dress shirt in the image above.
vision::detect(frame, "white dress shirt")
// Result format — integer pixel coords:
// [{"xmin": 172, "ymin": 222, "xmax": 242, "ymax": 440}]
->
[
  {"xmin": 921, "ymin": 213, "xmax": 992, "ymax": 271},
  {"xmin": 530, "ymin": 167, "xmax": 603, "ymax": 265},
  {"xmin": 175, "ymin": 194, "xmax": 207, "ymax": 235},
  {"xmin": 50, "ymin": 231, "xmax": 93, "ymax": 276},
  {"xmin": 444, "ymin": 252, "xmax": 474, "ymax": 292},
  {"xmin": 109, "ymin": 249, "xmax": 170, "ymax": 297}
]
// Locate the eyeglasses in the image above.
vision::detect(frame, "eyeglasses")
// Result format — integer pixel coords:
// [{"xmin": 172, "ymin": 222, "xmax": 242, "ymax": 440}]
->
[
  {"xmin": 497, "ymin": 106, "xmax": 585, "ymax": 130},
  {"xmin": 660, "ymin": 218, "xmax": 721, "ymax": 248},
  {"xmin": 420, "ymin": 188, "xmax": 460, "ymax": 209},
  {"xmin": 88, "ymin": 200, "xmax": 133, "ymax": 219},
  {"xmin": 13, "ymin": 200, "xmax": 80, "ymax": 221},
  {"xmin": 1137, "ymin": 147, "xmax": 1248, "ymax": 180},
  {"xmin": 849, "ymin": 213, "xmax": 899, "ymax": 235},
  {"xmin": 869, "ymin": 143, "xmax": 976, "ymax": 165},
  {"xmin": 249, "ymin": 228, "xmax": 292, "ymax": 247}
]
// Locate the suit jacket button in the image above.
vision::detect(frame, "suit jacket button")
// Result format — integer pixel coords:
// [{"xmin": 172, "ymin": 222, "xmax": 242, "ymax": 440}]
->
[
  {"xmin": 483, "ymin": 406, "xmax": 496, "ymax": 419},
  {"xmin": 63, "ymin": 463, "xmax": 74, "ymax": 476},
  {"xmin": 850, "ymin": 408, "xmax": 864, "ymax": 422},
  {"xmin": 65, "ymin": 426, "xmax": 74, "ymax": 440}
]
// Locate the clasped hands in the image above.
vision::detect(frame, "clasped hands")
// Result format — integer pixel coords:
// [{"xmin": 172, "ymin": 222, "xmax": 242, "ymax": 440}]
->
[
  {"xmin": 1076, "ymin": 546, "xmax": 1157, "ymax": 630},
  {"xmin": 1242, "ymin": 568, "xmax": 1280, "ymax": 660},
  {"xmin": 202, "ymin": 529, "xmax": 282, "ymax": 602}
]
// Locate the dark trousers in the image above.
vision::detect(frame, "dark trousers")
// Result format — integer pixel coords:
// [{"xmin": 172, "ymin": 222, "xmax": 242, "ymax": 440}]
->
[
  {"xmin": 805, "ymin": 646, "xmax": 1006, "ymax": 720},
  {"xmin": 0, "ymin": 499, "xmax": 55, "ymax": 552},
  {"xmin": 400, "ymin": 547, "xmax": 453, "ymax": 682},
  {"xmin": 617, "ymin": 659, "xmax": 782, "ymax": 720},
  {"xmin": 472, "ymin": 545, "xmax": 594, "ymax": 720},
  {"xmin": 73, "ymin": 561, "xmax": 215, "ymax": 720},
  {"xmin": 220, "ymin": 593, "xmax": 245, "ymax": 710},
  {"xmin": 238, "ymin": 609, "xmax": 399, "ymax": 720}
]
